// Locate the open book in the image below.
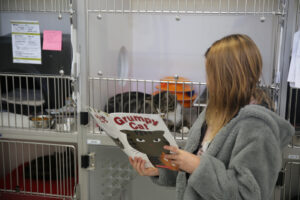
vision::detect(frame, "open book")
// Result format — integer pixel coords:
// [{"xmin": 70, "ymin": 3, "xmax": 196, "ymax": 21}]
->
[{"xmin": 89, "ymin": 107, "xmax": 179, "ymax": 171}]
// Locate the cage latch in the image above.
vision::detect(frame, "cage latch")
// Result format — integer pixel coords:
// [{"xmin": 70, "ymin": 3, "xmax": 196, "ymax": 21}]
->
[
  {"xmin": 81, "ymin": 152, "xmax": 95, "ymax": 170},
  {"xmin": 80, "ymin": 112, "xmax": 89, "ymax": 125},
  {"xmin": 276, "ymin": 170, "xmax": 285, "ymax": 187},
  {"xmin": 15, "ymin": 185, "xmax": 20, "ymax": 193}
]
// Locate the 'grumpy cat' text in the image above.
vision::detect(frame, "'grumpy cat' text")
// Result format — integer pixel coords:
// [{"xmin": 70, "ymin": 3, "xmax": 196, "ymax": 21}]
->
[{"xmin": 114, "ymin": 116, "xmax": 159, "ymax": 130}]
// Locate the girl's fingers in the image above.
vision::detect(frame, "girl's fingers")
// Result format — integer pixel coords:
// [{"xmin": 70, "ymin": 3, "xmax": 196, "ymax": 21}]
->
[
  {"xmin": 129, "ymin": 157, "xmax": 134, "ymax": 165},
  {"xmin": 133, "ymin": 157, "xmax": 140, "ymax": 170},
  {"xmin": 164, "ymin": 145, "xmax": 179, "ymax": 153},
  {"xmin": 140, "ymin": 160, "xmax": 146, "ymax": 173},
  {"xmin": 171, "ymin": 160, "xmax": 180, "ymax": 166},
  {"xmin": 164, "ymin": 153, "xmax": 177, "ymax": 160},
  {"xmin": 139, "ymin": 159, "xmax": 149, "ymax": 176},
  {"xmin": 129, "ymin": 157, "xmax": 158, "ymax": 176},
  {"xmin": 139, "ymin": 160, "xmax": 147, "ymax": 176},
  {"xmin": 136, "ymin": 158, "xmax": 144, "ymax": 175}
]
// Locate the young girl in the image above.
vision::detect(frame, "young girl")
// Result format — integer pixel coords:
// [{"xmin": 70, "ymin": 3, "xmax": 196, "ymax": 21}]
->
[{"xmin": 129, "ymin": 34, "xmax": 294, "ymax": 200}]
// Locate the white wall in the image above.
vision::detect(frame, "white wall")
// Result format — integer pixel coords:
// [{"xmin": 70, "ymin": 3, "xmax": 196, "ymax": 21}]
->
[
  {"xmin": 131, "ymin": 15, "xmax": 276, "ymax": 84},
  {"xmin": 87, "ymin": 13, "xmax": 133, "ymax": 109},
  {"xmin": 89, "ymin": 14, "xmax": 277, "ymax": 84},
  {"xmin": 88, "ymin": 14, "xmax": 133, "ymax": 77}
]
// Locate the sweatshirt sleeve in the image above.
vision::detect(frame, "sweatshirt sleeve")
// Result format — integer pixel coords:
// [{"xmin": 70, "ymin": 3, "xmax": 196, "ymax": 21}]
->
[
  {"xmin": 150, "ymin": 168, "xmax": 178, "ymax": 187},
  {"xmin": 188, "ymin": 119, "xmax": 282, "ymax": 200}
]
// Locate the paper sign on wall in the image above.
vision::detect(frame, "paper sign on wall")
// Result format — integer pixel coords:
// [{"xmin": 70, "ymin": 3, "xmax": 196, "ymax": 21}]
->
[
  {"xmin": 42, "ymin": 30, "xmax": 62, "ymax": 51},
  {"xmin": 11, "ymin": 20, "xmax": 42, "ymax": 64}
]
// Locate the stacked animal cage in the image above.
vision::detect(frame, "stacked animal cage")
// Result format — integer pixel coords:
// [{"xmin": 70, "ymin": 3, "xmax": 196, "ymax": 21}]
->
[
  {"xmin": 0, "ymin": 0, "xmax": 78, "ymax": 135},
  {"xmin": 0, "ymin": 140, "xmax": 78, "ymax": 200},
  {"xmin": 86, "ymin": 0, "xmax": 284, "ymax": 140},
  {"xmin": 88, "ymin": 76, "xmax": 206, "ymax": 138},
  {"xmin": 0, "ymin": 0, "xmax": 80, "ymax": 199},
  {"xmin": 0, "ymin": 73, "xmax": 77, "ymax": 133},
  {"xmin": 84, "ymin": 0, "xmax": 298, "ymax": 199}
]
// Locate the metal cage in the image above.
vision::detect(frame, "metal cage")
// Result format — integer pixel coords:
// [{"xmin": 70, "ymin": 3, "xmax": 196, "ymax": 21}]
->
[
  {"xmin": 0, "ymin": 73, "xmax": 77, "ymax": 133},
  {"xmin": 88, "ymin": 76, "xmax": 205, "ymax": 140},
  {"xmin": 0, "ymin": 140, "xmax": 78, "ymax": 199}
]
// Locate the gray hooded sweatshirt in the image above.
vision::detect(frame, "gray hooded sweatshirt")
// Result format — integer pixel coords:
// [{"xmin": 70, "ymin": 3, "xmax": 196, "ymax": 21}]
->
[{"xmin": 151, "ymin": 104, "xmax": 294, "ymax": 200}]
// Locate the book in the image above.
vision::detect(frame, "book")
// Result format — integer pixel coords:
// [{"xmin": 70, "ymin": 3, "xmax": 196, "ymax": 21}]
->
[{"xmin": 88, "ymin": 107, "xmax": 179, "ymax": 171}]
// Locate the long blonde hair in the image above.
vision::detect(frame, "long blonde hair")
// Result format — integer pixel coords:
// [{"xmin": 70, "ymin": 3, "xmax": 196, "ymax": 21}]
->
[{"xmin": 205, "ymin": 34, "xmax": 267, "ymax": 138}]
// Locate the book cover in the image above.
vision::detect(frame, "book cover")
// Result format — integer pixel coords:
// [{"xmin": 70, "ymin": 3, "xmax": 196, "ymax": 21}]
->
[{"xmin": 89, "ymin": 107, "xmax": 178, "ymax": 171}]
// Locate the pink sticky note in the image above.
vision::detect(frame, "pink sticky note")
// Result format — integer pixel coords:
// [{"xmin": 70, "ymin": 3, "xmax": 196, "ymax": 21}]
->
[{"xmin": 42, "ymin": 30, "xmax": 62, "ymax": 51}]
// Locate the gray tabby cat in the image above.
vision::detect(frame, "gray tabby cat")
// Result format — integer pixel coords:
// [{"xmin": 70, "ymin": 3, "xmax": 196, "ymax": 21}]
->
[{"xmin": 105, "ymin": 91, "xmax": 187, "ymax": 132}]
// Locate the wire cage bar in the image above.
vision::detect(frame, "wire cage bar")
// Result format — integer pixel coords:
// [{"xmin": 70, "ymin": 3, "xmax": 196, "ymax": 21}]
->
[
  {"xmin": 87, "ymin": 0, "xmax": 284, "ymax": 15},
  {"xmin": 0, "ymin": 73, "xmax": 77, "ymax": 133},
  {"xmin": 88, "ymin": 76, "xmax": 278, "ymax": 141},
  {"xmin": 0, "ymin": 140, "xmax": 77, "ymax": 199},
  {"xmin": 0, "ymin": 0, "xmax": 72, "ymax": 13}
]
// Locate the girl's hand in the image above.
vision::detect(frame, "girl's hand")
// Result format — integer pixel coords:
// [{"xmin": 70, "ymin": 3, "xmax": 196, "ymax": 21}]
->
[
  {"xmin": 129, "ymin": 157, "xmax": 159, "ymax": 176},
  {"xmin": 164, "ymin": 145, "xmax": 200, "ymax": 174}
]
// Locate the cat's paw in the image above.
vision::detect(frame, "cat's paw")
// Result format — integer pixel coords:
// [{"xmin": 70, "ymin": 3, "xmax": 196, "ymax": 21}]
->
[{"xmin": 179, "ymin": 126, "xmax": 189, "ymax": 134}]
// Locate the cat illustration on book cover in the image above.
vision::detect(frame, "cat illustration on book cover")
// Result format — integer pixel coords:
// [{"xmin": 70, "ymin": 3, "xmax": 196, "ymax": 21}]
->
[{"xmin": 120, "ymin": 129, "xmax": 178, "ymax": 170}]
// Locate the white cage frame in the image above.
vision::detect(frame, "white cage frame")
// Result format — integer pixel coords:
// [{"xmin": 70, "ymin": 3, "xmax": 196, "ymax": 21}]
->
[
  {"xmin": 87, "ymin": 0, "xmax": 284, "ymax": 15},
  {"xmin": 0, "ymin": 73, "xmax": 78, "ymax": 133},
  {"xmin": 0, "ymin": 0, "xmax": 74, "ymax": 13}
]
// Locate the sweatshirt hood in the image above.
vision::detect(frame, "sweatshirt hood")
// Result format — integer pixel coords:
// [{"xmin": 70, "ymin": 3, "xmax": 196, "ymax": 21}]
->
[{"xmin": 240, "ymin": 104, "xmax": 295, "ymax": 149}]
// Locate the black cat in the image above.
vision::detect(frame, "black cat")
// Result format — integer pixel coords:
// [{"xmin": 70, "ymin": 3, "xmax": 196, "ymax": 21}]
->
[
  {"xmin": 24, "ymin": 151, "xmax": 75, "ymax": 181},
  {"xmin": 105, "ymin": 91, "xmax": 186, "ymax": 131},
  {"xmin": 120, "ymin": 129, "xmax": 170, "ymax": 166}
]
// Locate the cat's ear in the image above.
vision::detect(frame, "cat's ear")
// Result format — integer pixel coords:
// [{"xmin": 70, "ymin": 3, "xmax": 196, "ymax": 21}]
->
[
  {"xmin": 120, "ymin": 129, "xmax": 133, "ymax": 135},
  {"xmin": 151, "ymin": 130, "xmax": 165, "ymax": 135},
  {"xmin": 168, "ymin": 93, "xmax": 176, "ymax": 104}
]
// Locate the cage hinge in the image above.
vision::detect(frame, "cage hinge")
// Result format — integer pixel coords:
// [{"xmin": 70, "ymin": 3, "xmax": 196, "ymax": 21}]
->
[
  {"xmin": 276, "ymin": 170, "xmax": 285, "ymax": 187},
  {"xmin": 71, "ymin": 75, "xmax": 79, "ymax": 93},
  {"xmin": 81, "ymin": 152, "xmax": 95, "ymax": 170},
  {"xmin": 80, "ymin": 112, "xmax": 89, "ymax": 125},
  {"xmin": 70, "ymin": 0, "xmax": 77, "ymax": 28},
  {"xmin": 73, "ymin": 183, "xmax": 80, "ymax": 200}
]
